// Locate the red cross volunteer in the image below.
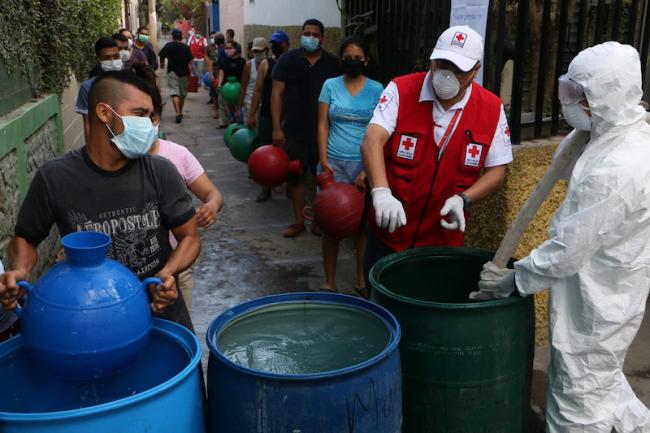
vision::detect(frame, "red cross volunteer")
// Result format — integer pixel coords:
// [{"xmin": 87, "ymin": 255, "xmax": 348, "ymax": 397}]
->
[{"xmin": 361, "ymin": 25, "xmax": 513, "ymax": 273}]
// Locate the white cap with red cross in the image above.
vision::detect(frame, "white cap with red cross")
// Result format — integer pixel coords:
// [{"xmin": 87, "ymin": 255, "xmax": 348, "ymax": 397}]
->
[{"xmin": 430, "ymin": 25, "xmax": 484, "ymax": 72}]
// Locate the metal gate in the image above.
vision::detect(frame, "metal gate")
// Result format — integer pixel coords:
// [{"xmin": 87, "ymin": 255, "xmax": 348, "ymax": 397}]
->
[{"xmin": 344, "ymin": 0, "xmax": 650, "ymax": 143}]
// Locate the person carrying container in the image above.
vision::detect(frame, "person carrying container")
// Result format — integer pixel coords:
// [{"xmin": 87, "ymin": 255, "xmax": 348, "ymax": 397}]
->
[
  {"xmin": 472, "ymin": 41, "xmax": 650, "ymax": 433},
  {"xmin": 361, "ymin": 25, "xmax": 513, "ymax": 274},
  {"xmin": 0, "ymin": 71, "xmax": 200, "ymax": 332}
]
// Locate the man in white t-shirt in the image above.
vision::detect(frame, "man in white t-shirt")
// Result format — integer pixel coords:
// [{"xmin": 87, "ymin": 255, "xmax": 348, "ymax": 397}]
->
[{"xmin": 361, "ymin": 25, "xmax": 513, "ymax": 272}]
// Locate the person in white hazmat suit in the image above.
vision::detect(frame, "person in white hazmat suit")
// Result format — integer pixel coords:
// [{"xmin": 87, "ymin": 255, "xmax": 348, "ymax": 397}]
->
[{"xmin": 471, "ymin": 41, "xmax": 650, "ymax": 433}]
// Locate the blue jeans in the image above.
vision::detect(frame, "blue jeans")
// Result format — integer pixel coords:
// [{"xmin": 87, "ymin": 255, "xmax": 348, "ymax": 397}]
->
[{"xmin": 317, "ymin": 158, "xmax": 364, "ymax": 184}]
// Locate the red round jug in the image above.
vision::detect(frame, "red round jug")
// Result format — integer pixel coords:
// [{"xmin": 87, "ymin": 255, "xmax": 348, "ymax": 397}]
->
[
  {"xmin": 248, "ymin": 145, "xmax": 302, "ymax": 187},
  {"xmin": 313, "ymin": 170, "xmax": 365, "ymax": 239}
]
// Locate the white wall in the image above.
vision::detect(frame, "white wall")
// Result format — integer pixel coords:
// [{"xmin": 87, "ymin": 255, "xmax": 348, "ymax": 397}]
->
[
  {"xmin": 219, "ymin": 0, "xmax": 245, "ymax": 42},
  {"xmin": 244, "ymin": 0, "xmax": 341, "ymax": 28}
]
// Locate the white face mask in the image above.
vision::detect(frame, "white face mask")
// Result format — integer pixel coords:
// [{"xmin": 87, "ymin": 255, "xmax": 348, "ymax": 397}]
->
[
  {"xmin": 119, "ymin": 49, "xmax": 131, "ymax": 62},
  {"xmin": 562, "ymin": 103, "xmax": 592, "ymax": 131},
  {"xmin": 432, "ymin": 69, "xmax": 461, "ymax": 100},
  {"xmin": 100, "ymin": 59, "xmax": 124, "ymax": 72}
]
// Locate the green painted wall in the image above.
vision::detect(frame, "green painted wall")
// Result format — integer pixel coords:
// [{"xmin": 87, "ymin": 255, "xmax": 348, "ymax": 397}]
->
[
  {"xmin": 0, "ymin": 95, "xmax": 64, "ymax": 275},
  {"xmin": 0, "ymin": 95, "xmax": 64, "ymax": 196}
]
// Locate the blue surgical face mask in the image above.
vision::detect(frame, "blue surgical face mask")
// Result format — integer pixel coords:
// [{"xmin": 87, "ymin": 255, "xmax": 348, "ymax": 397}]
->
[
  {"xmin": 104, "ymin": 105, "xmax": 156, "ymax": 159},
  {"xmin": 300, "ymin": 35, "xmax": 320, "ymax": 53}
]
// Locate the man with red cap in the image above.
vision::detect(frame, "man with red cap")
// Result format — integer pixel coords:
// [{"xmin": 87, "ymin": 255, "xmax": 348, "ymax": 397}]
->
[{"xmin": 361, "ymin": 25, "xmax": 513, "ymax": 274}]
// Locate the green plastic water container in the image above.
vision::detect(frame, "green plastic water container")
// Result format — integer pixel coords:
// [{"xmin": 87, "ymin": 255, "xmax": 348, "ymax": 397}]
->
[
  {"xmin": 223, "ymin": 123, "xmax": 244, "ymax": 148},
  {"xmin": 229, "ymin": 128, "xmax": 259, "ymax": 163},
  {"xmin": 220, "ymin": 77, "xmax": 240, "ymax": 105},
  {"xmin": 370, "ymin": 247, "xmax": 535, "ymax": 433}
]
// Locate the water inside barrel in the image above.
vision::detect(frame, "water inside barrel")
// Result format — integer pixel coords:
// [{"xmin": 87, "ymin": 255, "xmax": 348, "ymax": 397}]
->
[
  {"xmin": 0, "ymin": 331, "xmax": 188, "ymax": 413},
  {"xmin": 217, "ymin": 303, "xmax": 390, "ymax": 375}
]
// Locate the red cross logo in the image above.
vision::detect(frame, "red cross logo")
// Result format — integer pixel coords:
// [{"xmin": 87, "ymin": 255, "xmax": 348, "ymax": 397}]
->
[
  {"xmin": 468, "ymin": 144, "xmax": 480, "ymax": 158},
  {"xmin": 379, "ymin": 95, "xmax": 388, "ymax": 104},
  {"xmin": 504, "ymin": 126, "xmax": 510, "ymax": 137},
  {"xmin": 402, "ymin": 137, "xmax": 415, "ymax": 150},
  {"xmin": 452, "ymin": 32, "xmax": 467, "ymax": 47}
]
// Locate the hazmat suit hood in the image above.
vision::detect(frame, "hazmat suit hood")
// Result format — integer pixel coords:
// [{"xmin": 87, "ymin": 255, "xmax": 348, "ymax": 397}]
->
[{"xmin": 567, "ymin": 41, "xmax": 646, "ymax": 137}]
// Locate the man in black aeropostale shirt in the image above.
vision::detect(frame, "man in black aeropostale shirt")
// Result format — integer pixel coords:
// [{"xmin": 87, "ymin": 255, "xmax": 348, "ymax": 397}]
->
[{"xmin": 0, "ymin": 71, "xmax": 200, "ymax": 330}]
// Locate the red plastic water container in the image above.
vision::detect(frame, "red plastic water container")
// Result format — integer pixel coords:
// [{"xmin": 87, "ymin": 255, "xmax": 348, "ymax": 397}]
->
[{"xmin": 248, "ymin": 145, "xmax": 302, "ymax": 187}]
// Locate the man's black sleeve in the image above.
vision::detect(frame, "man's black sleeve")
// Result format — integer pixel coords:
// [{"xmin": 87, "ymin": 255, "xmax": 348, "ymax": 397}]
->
[
  {"xmin": 146, "ymin": 43, "xmax": 159, "ymax": 70},
  {"xmin": 271, "ymin": 52, "xmax": 289, "ymax": 82},
  {"xmin": 159, "ymin": 44, "xmax": 168, "ymax": 62},
  {"xmin": 14, "ymin": 170, "xmax": 56, "ymax": 246}
]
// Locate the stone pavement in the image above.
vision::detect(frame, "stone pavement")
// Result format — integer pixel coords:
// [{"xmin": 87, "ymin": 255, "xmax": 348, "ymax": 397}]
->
[
  {"xmin": 156, "ymin": 72, "xmax": 359, "ymax": 367},
  {"xmin": 156, "ymin": 68, "xmax": 650, "ymax": 427}
]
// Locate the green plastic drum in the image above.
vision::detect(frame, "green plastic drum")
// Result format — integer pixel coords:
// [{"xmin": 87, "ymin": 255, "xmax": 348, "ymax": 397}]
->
[
  {"xmin": 223, "ymin": 123, "xmax": 244, "ymax": 148},
  {"xmin": 229, "ymin": 128, "xmax": 259, "ymax": 163},
  {"xmin": 370, "ymin": 247, "xmax": 535, "ymax": 433},
  {"xmin": 220, "ymin": 77, "xmax": 240, "ymax": 105}
]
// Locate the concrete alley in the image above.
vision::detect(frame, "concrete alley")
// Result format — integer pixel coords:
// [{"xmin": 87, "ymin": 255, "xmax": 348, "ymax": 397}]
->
[{"xmin": 156, "ymin": 74, "xmax": 359, "ymax": 363}]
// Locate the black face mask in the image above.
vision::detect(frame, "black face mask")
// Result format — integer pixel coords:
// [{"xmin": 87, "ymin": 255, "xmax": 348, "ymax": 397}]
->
[
  {"xmin": 270, "ymin": 42, "xmax": 283, "ymax": 58},
  {"xmin": 342, "ymin": 59, "xmax": 365, "ymax": 78}
]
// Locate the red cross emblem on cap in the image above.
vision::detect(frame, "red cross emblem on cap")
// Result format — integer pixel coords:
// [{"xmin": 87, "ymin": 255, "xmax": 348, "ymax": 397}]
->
[{"xmin": 452, "ymin": 32, "xmax": 467, "ymax": 48}]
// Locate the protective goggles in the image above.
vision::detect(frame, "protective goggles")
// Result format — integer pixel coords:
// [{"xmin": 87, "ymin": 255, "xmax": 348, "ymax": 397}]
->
[{"xmin": 557, "ymin": 74, "xmax": 586, "ymax": 105}]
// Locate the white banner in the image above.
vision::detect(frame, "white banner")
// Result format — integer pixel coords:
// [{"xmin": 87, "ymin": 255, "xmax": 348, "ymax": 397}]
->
[{"xmin": 450, "ymin": 0, "xmax": 490, "ymax": 85}]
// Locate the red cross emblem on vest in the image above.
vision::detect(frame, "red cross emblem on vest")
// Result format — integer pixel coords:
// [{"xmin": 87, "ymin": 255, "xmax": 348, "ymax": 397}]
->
[
  {"xmin": 452, "ymin": 32, "xmax": 468, "ymax": 48},
  {"xmin": 397, "ymin": 135, "xmax": 417, "ymax": 160},
  {"xmin": 464, "ymin": 143, "xmax": 483, "ymax": 167}
]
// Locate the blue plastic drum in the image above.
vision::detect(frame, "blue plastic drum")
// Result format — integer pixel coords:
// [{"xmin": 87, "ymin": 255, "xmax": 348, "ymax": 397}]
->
[
  {"xmin": 0, "ymin": 319, "xmax": 205, "ymax": 433},
  {"xmin": 206, "ymin": 292, "xmax": 402, "ymax": 433}
]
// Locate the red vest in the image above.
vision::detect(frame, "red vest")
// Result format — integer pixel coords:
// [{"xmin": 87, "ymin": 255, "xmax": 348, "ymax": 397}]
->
[
  {"xmin": 189, "ymin": 36, "xmax": 206, "ymax": 59},
  {"xmin": 370, "ymin": 72, "xmax": 502, "ymax": 251}
]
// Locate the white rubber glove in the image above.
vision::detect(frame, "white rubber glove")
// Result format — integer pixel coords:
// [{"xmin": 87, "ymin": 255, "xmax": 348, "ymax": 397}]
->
[
  {"xmin": 440, "ymin": 195, "xmax": 466, "ymax": 232},
  {"xmin": 371, "ymin": 187, "xmax": 407, "ymax": 233},
  {"xmin": 469, "ymin": 261, "xmax": 517, "ymax": 301}
]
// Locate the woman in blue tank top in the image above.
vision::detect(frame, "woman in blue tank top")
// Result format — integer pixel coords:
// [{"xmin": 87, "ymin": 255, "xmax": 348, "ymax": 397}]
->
[{"xmin": 317, "ymin": 36, "xmax": 383, "ymax": 297}]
